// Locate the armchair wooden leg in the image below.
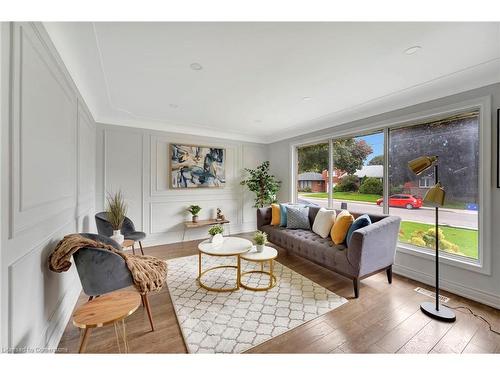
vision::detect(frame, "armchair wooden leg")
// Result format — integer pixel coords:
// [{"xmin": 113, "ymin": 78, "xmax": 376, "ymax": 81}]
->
[
  {"xmin": 131, "ymin": 243, "xmax": 136, "ymax": 255},
  {"xmin": 143, "ymin": 293, "xmax": 155, "ymax": 332},
  {"xmin": 353, "ymin": 278, "xmax": 360, "ymax": 298},
  {"xmin": 78, "ymin": 327, "xmax": 91, "ymax": 353},
  {"xmin": 139, "ymin": 241, "xmax": 144, "ymax": 256},
  {"xmin": 386, "ymin": 265, "xmax": 393, "ymax": 284}
]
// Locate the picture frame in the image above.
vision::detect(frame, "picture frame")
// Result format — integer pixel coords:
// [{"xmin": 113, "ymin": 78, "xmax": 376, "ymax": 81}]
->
[{"xmin": 169, "ymin": 143, "xmax": 226, "ymax": 189}]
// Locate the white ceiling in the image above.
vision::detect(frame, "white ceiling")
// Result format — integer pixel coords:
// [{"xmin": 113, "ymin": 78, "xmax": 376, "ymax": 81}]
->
[{"xmin": 44, "ymin": 22, "xmax": 500, "ymax": 143}]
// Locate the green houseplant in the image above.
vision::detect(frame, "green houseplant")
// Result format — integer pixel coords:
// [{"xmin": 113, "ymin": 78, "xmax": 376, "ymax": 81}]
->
[
  {"xmin": 208, "ymin": 224, "xmax": 224, "ymax": 243},
  {"xmin": 106, "ymin": 190, "xmax": 128, "ymax": 245},
  {"xmin": 253, "ymin": 231, "xmax": 268, "ymax": 253},
  {"xmin": 187, "ymin": 205, "xmax": 202, "ymax": 223},
  {"xmin": 240, "ymin": 161, "xmax": 281, "ymax": 208}
]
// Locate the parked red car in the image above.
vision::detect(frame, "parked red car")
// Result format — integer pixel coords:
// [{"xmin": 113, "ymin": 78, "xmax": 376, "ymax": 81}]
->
[{"xmin": 376, "ymin": 194, "xmax": 423, "ymax": 209}]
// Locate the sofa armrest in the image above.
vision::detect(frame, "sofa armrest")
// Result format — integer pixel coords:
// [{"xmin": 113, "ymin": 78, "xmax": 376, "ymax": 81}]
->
[
  {"xmin": 347, "ymin": 216, "xmax": 401, "ymax": 277},
  {"xmin": 257, "ymin": 207, "xmax": 272, "ymax": 230}
]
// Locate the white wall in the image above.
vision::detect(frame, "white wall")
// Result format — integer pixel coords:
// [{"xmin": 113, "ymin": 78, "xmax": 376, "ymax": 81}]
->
[
  {"xmin": 96, "ymin": 124, "xmax": 268, "ymax": 246},
  {"xmin": 0, "ymin": 22, "xmax": 96, "ymax": 350},
  {"xmin": 268, "ymin": 83, "xmax": 500, "ymax": 309}
]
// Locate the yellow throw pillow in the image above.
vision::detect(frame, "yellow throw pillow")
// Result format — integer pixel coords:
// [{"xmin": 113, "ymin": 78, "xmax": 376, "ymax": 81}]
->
[
  {"xmin": 331, "ymin": 210, "xmax": 354, "ymax": 244},
  {"xmin": 271, "ymin": 204, "xmax": 281, "ymax": 226}
]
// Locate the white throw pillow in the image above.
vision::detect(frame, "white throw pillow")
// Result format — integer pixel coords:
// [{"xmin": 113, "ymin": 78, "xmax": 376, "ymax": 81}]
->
[{"xmin": 312, "ymin": 208, "xmax": 336, "ymax": 238}]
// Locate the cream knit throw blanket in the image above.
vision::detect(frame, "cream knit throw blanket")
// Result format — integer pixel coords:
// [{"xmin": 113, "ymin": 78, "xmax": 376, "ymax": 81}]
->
[{"xmin": 48, "ymin": 234, "xmax": 167, "ymax": 294}]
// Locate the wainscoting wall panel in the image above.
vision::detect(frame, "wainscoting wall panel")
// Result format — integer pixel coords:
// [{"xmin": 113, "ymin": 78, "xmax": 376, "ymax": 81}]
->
[
  {"xmin": 96, "ymin": 125, "xmax": 268, "ymax": 247},
  {"xmin": 0, "ymin": 22, "xmax": 96, "ymax": 350}
]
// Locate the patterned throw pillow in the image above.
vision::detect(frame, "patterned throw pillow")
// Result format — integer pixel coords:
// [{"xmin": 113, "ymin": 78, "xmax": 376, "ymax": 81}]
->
[
  {"xmin": 286, "ymin": 206, "xmax": 311, "ymax": 230},
  {"xmin": 279, "ymin": 203, "xmax": 304, "ymax": 227}
]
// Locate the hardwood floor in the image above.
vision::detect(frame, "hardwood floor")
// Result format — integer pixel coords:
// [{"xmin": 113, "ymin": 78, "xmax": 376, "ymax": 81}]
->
[{"xmin": 57, "ymin": 233, "xmax": 500, "ymax": 354}]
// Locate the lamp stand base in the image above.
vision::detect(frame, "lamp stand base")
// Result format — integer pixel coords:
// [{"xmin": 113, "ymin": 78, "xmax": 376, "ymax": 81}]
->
[{"xmin": 420, "ymin": 301, "xmax": 456, "ymax": 322}]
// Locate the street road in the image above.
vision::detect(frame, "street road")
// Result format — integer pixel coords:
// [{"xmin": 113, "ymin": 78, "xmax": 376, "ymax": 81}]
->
[{"xmin": 298, "ymin": 195, "xmax": 478, "ymax": 229}]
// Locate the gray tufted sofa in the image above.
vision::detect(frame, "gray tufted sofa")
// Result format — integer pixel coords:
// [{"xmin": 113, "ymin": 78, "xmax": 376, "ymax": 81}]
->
[{"xmin": 257, "ymin": 206, "xmax": 401, "ymax": 298}]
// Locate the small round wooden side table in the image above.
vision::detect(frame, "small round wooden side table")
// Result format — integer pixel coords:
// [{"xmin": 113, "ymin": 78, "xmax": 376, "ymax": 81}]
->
[
  {"xmin": 239, "ymin": 246, "xmax": 278, "ymax": 291},
  {"xmin": 72, "ymin": 291, "xmax": 141, "ymax": 353}
]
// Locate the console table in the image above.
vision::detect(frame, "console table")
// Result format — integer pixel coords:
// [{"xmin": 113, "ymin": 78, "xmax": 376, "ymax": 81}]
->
[{"xmin": 182, "ymin": 218, "xmax": 230, "ymax": 241}]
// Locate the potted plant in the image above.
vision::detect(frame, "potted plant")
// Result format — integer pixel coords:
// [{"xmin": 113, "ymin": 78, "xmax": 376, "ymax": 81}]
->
[
  {"xmin": 240, "ymin": 161, "xmax": 281, "ymax": 208},
  {"xmin": 106, "ymin": 190, "xmax": 127, "ymax": 245},
  {"xmin": 208, "ymin": 224, "xmax": 224, "ymax": 243},
  {"xmin": 187, "ymin": 204, "xmax": 202, "ymax": 223},
  {"xmin": 253, "ymin": 231, "xmax": 268, "ymax": 253}
]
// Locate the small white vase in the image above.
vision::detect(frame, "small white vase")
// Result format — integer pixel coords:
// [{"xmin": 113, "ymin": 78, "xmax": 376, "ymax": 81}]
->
[
  {"xmin": 256, "ymin": 244, "xmax": 265, "ymax": 253},
  {"xmin": 211, "ymin": 233, "xmax": 224, "ymax": 245},
  {"xmin": 111, "ymin": 230, "xmax": 124, "ymax": 245}
]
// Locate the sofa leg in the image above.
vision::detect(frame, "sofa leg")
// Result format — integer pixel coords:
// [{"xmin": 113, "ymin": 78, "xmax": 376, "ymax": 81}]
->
[
  {"xmin": 386, "ymin": 266, "xmax": 393, "ymax": 284},
  {"xmin": 353, "ymin": 278, "xmax": 359, "ymax": 298}
]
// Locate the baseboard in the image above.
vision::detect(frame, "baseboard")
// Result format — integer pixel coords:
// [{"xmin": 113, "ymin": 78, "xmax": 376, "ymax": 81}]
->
[
  {"xmin": 142, "ymin": 222, "xmax": 258, "ymax": 248},
  {"xmin": 40, "ymin": 278, "xmax": 82, "ymax": 353},
  {"xmin": 393, "ymin": 263, "xmax": 500, "ymax": 310}
]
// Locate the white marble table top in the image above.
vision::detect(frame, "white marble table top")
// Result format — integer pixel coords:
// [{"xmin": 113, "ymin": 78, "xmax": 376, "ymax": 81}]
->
[{"xmin": 198, "ymin": 236, "xmax": 253, "ymax": 256}]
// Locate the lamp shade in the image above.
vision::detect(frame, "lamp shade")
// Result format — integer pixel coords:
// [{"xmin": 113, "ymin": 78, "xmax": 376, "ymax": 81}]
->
[
  {"xmin": 424, "ymin": 182, "xmax": 446, "ymax": 207},
  {"xmin": 408, "ymin": 156, "xmax": 438, "ymax": 175}
]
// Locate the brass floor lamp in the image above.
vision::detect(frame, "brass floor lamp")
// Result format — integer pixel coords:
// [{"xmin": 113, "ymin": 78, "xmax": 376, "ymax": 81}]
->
[{"xmin": 408, "ymin": 156, "xmax": 456, "ymax": 322}]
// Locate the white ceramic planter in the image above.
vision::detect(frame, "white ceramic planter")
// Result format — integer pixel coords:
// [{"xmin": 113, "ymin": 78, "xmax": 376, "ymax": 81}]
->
[
  {"xmin": 111, "ymin": 230, "xmax": 124, "ymax": 245},
  {"xmin": 210, "ymin": 233, "xmax": 224, "ymax": 245},
  {"xmin": 256, "ymin": 244, "xmax": 265, "ymax": 253}
]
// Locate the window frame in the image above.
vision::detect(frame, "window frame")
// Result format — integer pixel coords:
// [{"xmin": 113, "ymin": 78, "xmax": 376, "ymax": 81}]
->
[{"xmin": 289, "ymin": 96, "xmax": 492, "ymax": 275}]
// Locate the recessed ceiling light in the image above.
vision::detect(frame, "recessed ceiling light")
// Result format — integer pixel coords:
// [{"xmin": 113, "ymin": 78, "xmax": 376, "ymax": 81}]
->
[
  {"xmin": 169, "ymin": 104, "xmax": 179, "ymax": 109},
  {"xmin": 404, "ymin": 46, "xmax": 422, "ymax": 55},
  {"xmin": 302, "ymin": 96, "xmax": 312, "ymax": 101},
  {"xmin": 190, "ymin": 62, "xmax": 203, "ymax": 70}
]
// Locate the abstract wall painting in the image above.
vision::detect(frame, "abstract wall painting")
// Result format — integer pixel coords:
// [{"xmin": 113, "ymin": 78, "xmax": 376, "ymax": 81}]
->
[{"xmin": 170, "ymin": 144, "xmax": 225, "ymax": 188}]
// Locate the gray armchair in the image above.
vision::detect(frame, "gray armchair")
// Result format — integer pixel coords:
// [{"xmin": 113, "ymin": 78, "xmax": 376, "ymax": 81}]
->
[
  {"xmin": 73, "ymin": 233, "xmax": 155, "ymax": 331},
  {"xmin": 95, "ymin": 212, "xmax": 147, "ymax": 255}
]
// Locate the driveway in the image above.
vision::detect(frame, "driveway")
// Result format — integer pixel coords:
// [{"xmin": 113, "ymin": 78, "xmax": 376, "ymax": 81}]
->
[{"xmin": 298, "ymin": 195, "xmax": 478, "ymax": 230}]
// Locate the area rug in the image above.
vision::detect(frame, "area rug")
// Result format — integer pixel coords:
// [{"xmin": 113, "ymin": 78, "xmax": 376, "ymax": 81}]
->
[{"xmin": 166, "ymin": 254, "xmax": 347, "ymax": 353}]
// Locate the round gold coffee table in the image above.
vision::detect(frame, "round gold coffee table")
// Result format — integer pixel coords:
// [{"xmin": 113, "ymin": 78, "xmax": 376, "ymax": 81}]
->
[
  {"xmin": 239, "ymin": 246, "xmax": 278, "ymax": 291},
  {"xmin": 197, "ymin": 237, "xmax": 253, "ymax": 292}
]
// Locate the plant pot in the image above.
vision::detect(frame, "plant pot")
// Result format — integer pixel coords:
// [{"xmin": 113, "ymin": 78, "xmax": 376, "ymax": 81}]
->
[
  {"xmin": 192, "ymin": 215, "xmax": 198, "ymax": 223},
  {"xmin": 111, "ymin": 230, "xmax": 124, "ymax": 245},
  {"xmin": 210, "ymin": 233, "xmax": 224, "ymax": 245},
  {"xmin": 256, "ymin": 244, "xmax": 265, "ymax": 253}
]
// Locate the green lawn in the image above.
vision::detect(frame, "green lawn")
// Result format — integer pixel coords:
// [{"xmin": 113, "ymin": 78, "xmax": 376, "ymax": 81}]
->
[
  {"xmin": 399, "ymin": 221, "xmax": 478, "ymax": 259},
  {"xmin": 301, "ymin": 192, "xmax": 380, "ymax": 203}
]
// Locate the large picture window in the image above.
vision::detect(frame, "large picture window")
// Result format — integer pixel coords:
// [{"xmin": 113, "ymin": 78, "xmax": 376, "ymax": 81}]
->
[
  {"xmin": 293, "ymin": 107, "xmax": 483, "ymax": 265},
  {"xmin": 388, "ymin": 111, "xmax": 479, "ymax": 260}
]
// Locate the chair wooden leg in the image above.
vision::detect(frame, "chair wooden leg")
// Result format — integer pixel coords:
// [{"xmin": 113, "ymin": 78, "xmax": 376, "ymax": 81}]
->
[
  {"xmin": 78, "ymin": 327, "xmax": 91, "ymax": 353},
  {"xmin": 131, "ymin": 243, "xmax": 135, "ymax": 255},
  {"xmin": 139, "ymin": 241, "xmax": 144, "ymax": 255},
  {"xmin": 143, "ymin": 294, "xmax": 155, "ymax": 332},
  {"xmin": 353, "ymin": 278, "xmax": 360, "ymax": 298},
  {"xmin": 386, "ymin": 265, "xmax": 393, "ymax": 284},
  {"xmin": 88, "ymin": 296, "xmax": 94, "ymax": 302}
]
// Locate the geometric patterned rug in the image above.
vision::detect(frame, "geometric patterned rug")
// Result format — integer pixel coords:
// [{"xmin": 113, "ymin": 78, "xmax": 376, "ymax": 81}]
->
[{"xmin": 166, "ymin": 254, "xmax": 348, "ymax": 353}]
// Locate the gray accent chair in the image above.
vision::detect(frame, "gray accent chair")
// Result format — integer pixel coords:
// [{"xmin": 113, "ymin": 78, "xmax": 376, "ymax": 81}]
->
[
  {"xmin": 257, "ymin": 206, "xmax": 401, "ymax": 298},
  {"xmin": 73, "ymin": 233, "xmax": 155, "ymax": 331},
  {"xmin": 95, "ymin": 212, "xmax": 146, "ymax": 255}
]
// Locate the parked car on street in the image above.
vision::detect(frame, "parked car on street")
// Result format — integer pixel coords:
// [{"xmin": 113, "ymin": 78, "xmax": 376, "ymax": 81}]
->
[{"xmin": 376, "ymin": 194, "xmax": 423, "ymax": 209}]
